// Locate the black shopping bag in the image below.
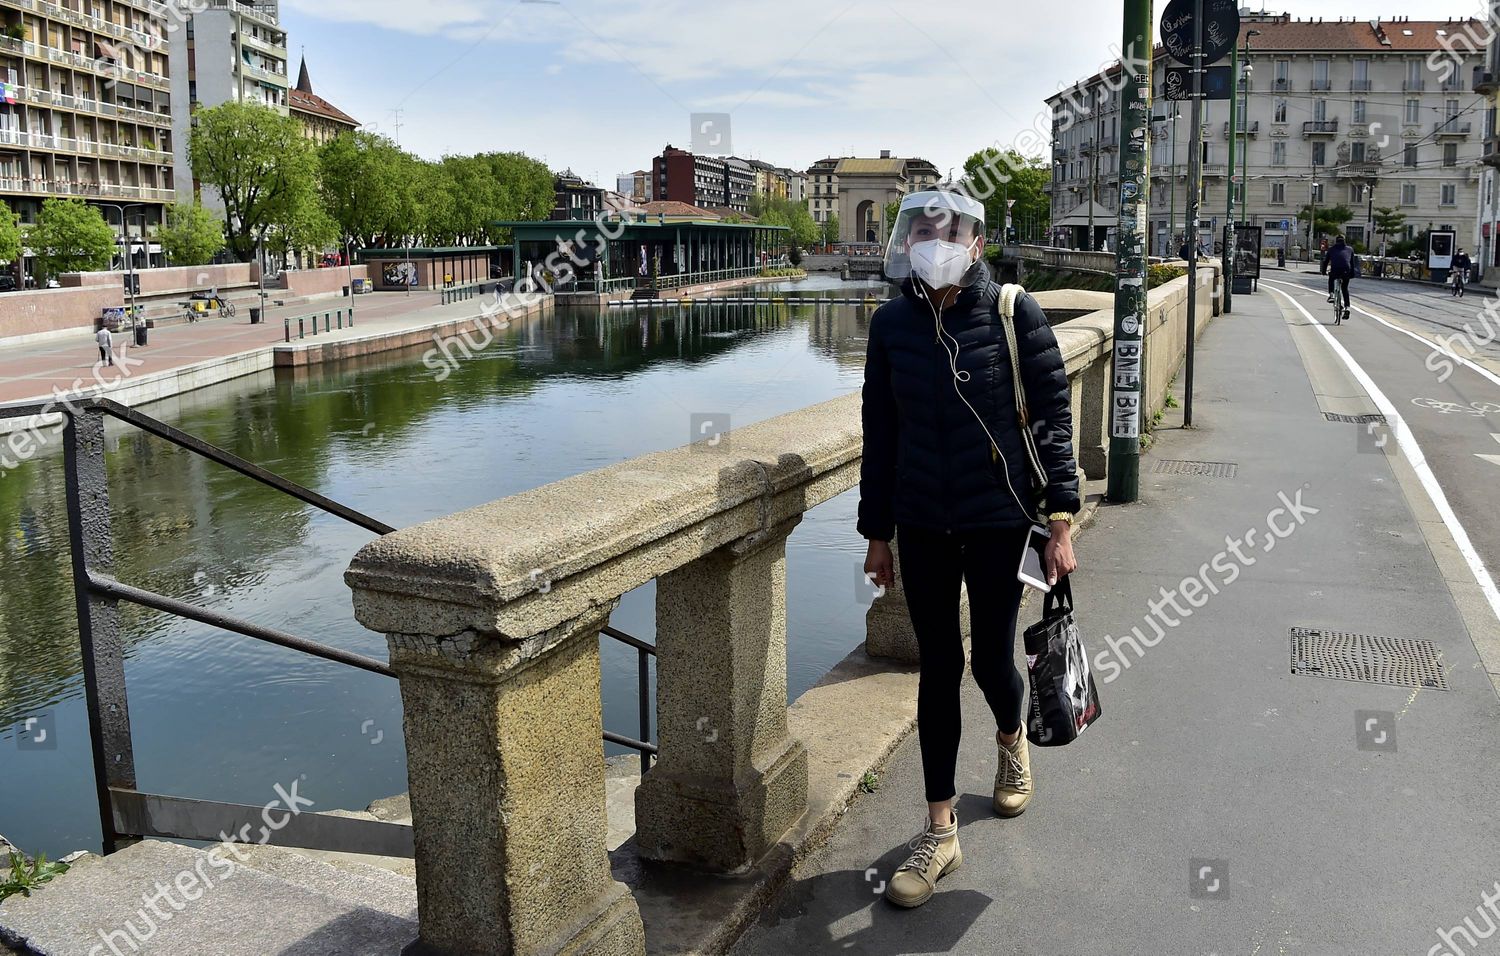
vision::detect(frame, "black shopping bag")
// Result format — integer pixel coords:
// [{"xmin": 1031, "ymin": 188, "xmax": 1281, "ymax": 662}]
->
[{"xmin": 1024, "ymin": 576, "xmax": 1102, "ymax": 746}]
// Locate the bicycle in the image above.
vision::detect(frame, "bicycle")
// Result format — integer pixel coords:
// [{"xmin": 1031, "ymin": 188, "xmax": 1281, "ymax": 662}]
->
[
  {"xmin": 1331, "ymin": 283, "xmax": 1350, "ymax": 326},
  {"xmin": 218, "ymin": 300, "xmax": 236, "ymax": 318},
  {"xmin": 1451, "ymin": 269, "xmax": 1468, "ymax": 298}
]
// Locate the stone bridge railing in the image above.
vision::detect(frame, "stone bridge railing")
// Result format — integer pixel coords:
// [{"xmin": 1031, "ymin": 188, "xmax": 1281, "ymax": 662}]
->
[
  {"xmin": 343, "ymin": 268, "xmax": 1218, "ymax": 955},
  {"xmin": 1004, "ymin": 243, "xmax": 1118, "ymax": 276}
]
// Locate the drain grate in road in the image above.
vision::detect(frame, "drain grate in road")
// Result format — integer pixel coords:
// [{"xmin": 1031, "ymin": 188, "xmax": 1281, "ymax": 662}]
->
[
  {"xmin": 1151, "ymin": 459, "xmax": 1238, "ymax": 478},
  {"xmin": 1289, "ymin": 627, "xmax": 1448, "ymax": 690},
  {"xmin": 1324, "ymin": 412, "xmax": 1387, "ymax": 425}
]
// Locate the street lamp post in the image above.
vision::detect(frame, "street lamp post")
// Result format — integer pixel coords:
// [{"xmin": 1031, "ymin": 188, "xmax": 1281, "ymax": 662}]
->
[
  {"xmin": 345, "ymin": 236, "xmax": 356, "ymax": 314},
  {"xmin": 1308, "ymin": 175, "xmax": 1321, "ymax": 259},
  {"xmin": 100, "ymin": 202, "xmax": 148, "ymax": 329}
]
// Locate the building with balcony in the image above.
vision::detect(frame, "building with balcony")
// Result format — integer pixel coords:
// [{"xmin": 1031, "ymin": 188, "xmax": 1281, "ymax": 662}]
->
[
  {"xmin": 287, "ymin": 56, "xmax": 356, "ymax": 146},
  {"xmin": 168, "ymin": 0, "xmax": 289, "ymax": 209},
  {"xmin": 650, "ymin": 145, "xmax": 760, "ymax": 214},
  {"xmin": 0, "ymin": 0, "xmax": 177, "ymax": 274},
  {"xmin": 1047, "ymin": 14, "xmax": 1487, "ymax": 257},
  {"xmin": 804, "ymin": 150, "xmax": 941, "ymax": 242},
  {"xmin": 1474, "ymin": 34, "xmax": 1500, "ymax": 275}
]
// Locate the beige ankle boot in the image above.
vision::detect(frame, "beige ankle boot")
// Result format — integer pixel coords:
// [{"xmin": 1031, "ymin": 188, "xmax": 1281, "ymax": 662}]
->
[
  {"xmin": 994, "ymin": 731, "xmax": 1033, "ymax": 816},
  {"xmin": 884, "ymin": 812, "xmax": 961, "ymax": 908}
]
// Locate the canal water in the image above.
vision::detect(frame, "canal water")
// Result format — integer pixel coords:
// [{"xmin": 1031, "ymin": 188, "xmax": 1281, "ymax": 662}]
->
[{"xmin": 0, "ymin": 277, "xmax": 893, "ymax": 858}]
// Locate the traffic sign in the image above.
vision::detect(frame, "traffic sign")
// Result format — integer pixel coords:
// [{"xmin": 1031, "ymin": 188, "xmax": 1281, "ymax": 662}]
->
[
  {"xmin": 1163, "ymin": 65, "xmax": 1234, "ymax": 100},
  {"xmin": 1280, "ymin": 218, "xmax": 1290, "ymax": 230},
  {"xmin": 1162, "ymin": 0, "xmax": 1242, "ymax": 66}
]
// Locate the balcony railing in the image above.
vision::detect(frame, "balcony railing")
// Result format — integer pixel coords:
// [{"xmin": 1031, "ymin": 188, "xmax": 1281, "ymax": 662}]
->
[
  {"xmin": 1404, "ymin": 77, "xmax": 1426, "ymax": 91},
  {"xmin": 1224, "ymin": 121, "xmax": 1260, "ymax": 137},
  {"xmin": 0, "ymin": 127, "xmax": 171, "ymax": 163},
  {"xmin": 1302, "ymin": 119, "xmax": 1339, "ymax": 135},
  {"xmin": 5, "ymin": 84, "xmax": 171, "ymax": 127},
  {"xmin": 1476, "ymin": 69, "xmax": 1498, "ymax": 94},
  {"xmin": 0, "ymin": 33, "xmax": 170, "ymax": 90},
  {"xmin": 1350, "ymin": 79, "xmax": 1372, "ymax": 91},
  {"xmin": 202, "ymin": 0, "xmax": 282, "ymax": 29},
  {"xmin": 8, "ymin": 0, "xmax": 162, "ymax": 50},
  {"xmin": 240, "ymin": 61, "xmax": 288, "ymax": 85},
  {"xmin": 1274, "ymin": 77, "xmax": 1291, "ymax": 91},
  {"xmin": 1435, "ymin": 119, "xmax": 1473, "ymax": 137},
  {"xmin": 0, "ymin": 176, "xmax": 173, "ymax": 202},
  {"xmin": 1311, "ymin": 78, "xmax": 1332, "ymax": 91}
]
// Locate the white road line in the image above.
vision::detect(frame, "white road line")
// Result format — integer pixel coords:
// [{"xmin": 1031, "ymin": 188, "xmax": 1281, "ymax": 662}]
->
[
  {"xmin": 1263, "ymin": 281, "xmax": 1500, "ymax": 627},
  {"xmin": 1266, "ymin": 274, "xmax": 1500, "ymax": 388}
]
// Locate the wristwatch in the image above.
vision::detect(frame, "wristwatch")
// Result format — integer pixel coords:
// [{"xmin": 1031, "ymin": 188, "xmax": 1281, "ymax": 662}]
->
[{"xmin": 1046, "ymin": 511, "xmax": 1075, "ymax": 526}]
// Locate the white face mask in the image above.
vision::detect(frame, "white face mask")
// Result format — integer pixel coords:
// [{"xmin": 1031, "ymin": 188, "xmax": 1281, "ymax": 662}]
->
[{"xmin": 908, "ymin": 237, "xmax": 977, "ymax": 289}]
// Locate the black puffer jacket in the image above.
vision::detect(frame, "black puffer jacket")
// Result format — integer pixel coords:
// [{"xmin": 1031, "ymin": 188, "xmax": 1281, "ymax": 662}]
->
[{"xmin": 857, "ymin": 277, "xmax": 1080, "ymax": 541}]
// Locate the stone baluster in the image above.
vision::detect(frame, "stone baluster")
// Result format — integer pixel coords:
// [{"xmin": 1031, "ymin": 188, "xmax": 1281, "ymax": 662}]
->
[{"xmin": 634, "ymin": 517, "xmax": 809, "ymax": 872}]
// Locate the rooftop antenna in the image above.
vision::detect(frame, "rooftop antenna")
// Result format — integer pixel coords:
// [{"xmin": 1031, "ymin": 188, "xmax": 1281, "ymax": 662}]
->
[{"xmin": 389, "ymin": 109, "xmax": 404, "ymax": 147}]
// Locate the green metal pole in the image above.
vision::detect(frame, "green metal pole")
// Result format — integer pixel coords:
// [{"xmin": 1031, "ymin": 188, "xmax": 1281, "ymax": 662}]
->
[
  {"xmin": 1222, "ymin": 41, "xmax": 1238, "ymax": 314},
  {"xmin": 1108, "ymin": 0, "xmax": 1153, "ymax": 503}
]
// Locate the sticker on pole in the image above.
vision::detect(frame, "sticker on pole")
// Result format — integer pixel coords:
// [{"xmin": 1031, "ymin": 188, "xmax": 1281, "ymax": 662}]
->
[{"xmin": 1161, "ymin": 0, "xmax": 1241, "ymax": 66}]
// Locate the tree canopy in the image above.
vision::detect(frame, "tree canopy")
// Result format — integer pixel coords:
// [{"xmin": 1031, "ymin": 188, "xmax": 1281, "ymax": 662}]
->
[
  {"xmin": 0, "ymin": 204, "xmax": 20, "ymax": 265},
  {"xmin": 747, "ymin": 193, "xmax": 818, "ymax": 248},
  {"xmin": 30, "ymin": 198, "xmax": 114, "ymax": 278},
  {"xmin": 961, "ymin": 148, "xmax": 1051, "ymax": 240},
  {"xmin": 1296, "ymin": 203, "xmax": 1354, "ymax": 243},
  {"xmin": 156, "ymin": 202, "xmax": 226, "ymax": 265},
  {"xmin": 189, "ymin": 101, "xmax": 321, "ymax": 261}
]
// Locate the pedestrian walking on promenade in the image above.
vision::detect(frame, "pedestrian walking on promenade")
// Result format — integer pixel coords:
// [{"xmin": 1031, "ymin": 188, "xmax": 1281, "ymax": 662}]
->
[
  {"xmin": 859, "ymin": 189, "xmax": 1081, "ymax": 908},
  {"xmin": 96, "ymin": 325, "xmax": 114, "ymax": 367}
]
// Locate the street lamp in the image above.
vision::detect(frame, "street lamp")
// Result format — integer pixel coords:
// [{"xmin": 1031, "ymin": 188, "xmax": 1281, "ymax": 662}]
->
[
  {"xmin": 99, "ymin": 202, "xmax": 149, "ymax": 327},
  {"xmin": 345, "ymin": 236, "xmax": 356, "ymax": 314},
  {"xmin": 1240, "ymin": 29, "xmax": 1260, "ymax": 233}
]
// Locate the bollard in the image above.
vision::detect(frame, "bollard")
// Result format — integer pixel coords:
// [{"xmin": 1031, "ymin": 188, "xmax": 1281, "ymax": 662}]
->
[
  {"xmin": 284, "ymin": 318, "xmax": 290, "ymax": 344},
  {"xmin": 298, "ymin": 317, "xmax": 305, "ymax": 339}
]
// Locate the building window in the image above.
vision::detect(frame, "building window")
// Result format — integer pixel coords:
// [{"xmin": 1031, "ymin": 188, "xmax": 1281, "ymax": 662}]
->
[
  {"xmin": 1349, "ymin": 184, "xmax": 1364, "ymax": 203},
  {"xmin": 1311, "ymin": 183, "xmax": 1324, "ymax": 203},
  {"xmin": 1314, "ymin": 98, "xmax": 1328, "ymax": 122},
  {"xmin": 1405, "ymin": 144, "xmax": 1419, "ymax": 167},
  {"xmin": 1313, "ymin": 58, "xmax": 1330, "ymax": 90},
  {"xmin": 1401, "ymin": 182, "xmax": 1417, "ymax": 205},
  {"xmin": 1275, "ymin": 59, "xmax": 1290, "ymax": 89},
  {"xmin": 1351, "ymin": 142, "xmax": 1366, "ymax": 163},
  {"xmin": 1353, "ymin": 100, "xmax": 1366, "ymax": 124},
  {"xmin": 1274, "ymin": 99, "xmax": 1287, "ymax": 123},
  {"xmin": 1407, "ymin": 60, "xmax": 1424, "ymax": 89},
  {"xmin": 1312, "ymin": 142, "xmax": 1326, "ymax": 166},
  {"xmin": 1444, "ymin": 143, "xmax": 1458, "ymax": 166},
  {"xmin": 1353, "ymin": 58, "xmax": 1370, "ymax": 89},
  {"xmin": 1272, "ymin": 141, "xmax": 1286, "ymax": 165},
  {"xmin": 1442, "ymin": 183, "xmax": 1457, "ymax": 206},
  {"xmin": 1405, "ymin": 98, "xmax": 1421, "ymax": 124},
  {"xmin": 1270, "ymin": 182, "xmax": 1285, "ymax": 204}
]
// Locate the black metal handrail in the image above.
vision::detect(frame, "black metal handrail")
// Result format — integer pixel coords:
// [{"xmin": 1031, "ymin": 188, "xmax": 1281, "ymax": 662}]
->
[{"xmin": 0, "ymin": 395, "xmax": 658, "ymax": 855}]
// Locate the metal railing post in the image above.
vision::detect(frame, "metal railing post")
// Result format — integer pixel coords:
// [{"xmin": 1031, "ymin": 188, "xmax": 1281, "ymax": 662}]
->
[
  {"xmin": 283, "ymin": 316, "xmax": 290, "ymax": 344},
  {"xmin": 299, "ymin": 316, "xmax": 305, "ymax": 339},
  {"xmin": 63, "ymin": 405, "xmax": 137, "ymax": 854},
  {"xmin": 639, "ymin": 647, "xmax": 652, "ymax": 772}
]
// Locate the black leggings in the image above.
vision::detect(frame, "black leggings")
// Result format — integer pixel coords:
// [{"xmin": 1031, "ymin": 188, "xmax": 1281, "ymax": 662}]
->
[{"xmin": 898, "ymin": 523, "xmax": 1030, "ymax": 803}]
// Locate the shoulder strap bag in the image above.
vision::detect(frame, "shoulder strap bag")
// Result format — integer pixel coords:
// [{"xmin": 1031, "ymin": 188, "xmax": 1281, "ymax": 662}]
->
[{"xmin": 990, "ymin": 281, "xmax": 1048, "ymax": 497}]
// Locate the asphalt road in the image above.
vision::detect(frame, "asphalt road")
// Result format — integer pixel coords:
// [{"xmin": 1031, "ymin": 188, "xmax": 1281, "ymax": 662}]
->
[{"xmin": 1264, "ymin": 270, "xmax": 1500, "ymax": 618}]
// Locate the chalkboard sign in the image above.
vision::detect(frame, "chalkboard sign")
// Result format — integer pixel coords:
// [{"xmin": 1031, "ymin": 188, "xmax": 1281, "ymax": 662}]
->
[
  {"xmin": 1162, "ymin": 0, "xmax": 1241, "ymax": 66},
  {"xmin": 1163, "ymin": 66, "xmax": 1234, "ymax": 100}
]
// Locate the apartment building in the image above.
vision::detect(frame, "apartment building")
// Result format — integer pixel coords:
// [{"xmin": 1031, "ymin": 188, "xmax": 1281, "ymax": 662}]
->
[
  {"xmin": 1476, "ymin": 32, "xmax": 1499, "ymax": 275},
  {"xmin": 1047, "ymin": 15, "xmax": 1487, "ymax": 257},
  {"xmin": 806, "ymin": 151, "xmax": 941, "ymax": 243},
  {"xmin": 652, "ymin": 144, "xmax": 754, "ymax": 214},
  {"xmin": 0, "ymin": 0, "xmax": 176, "ymax": 269},
  {"xmin": 168, "ymin": 0, "xmax": 288, "ymax": 207}
]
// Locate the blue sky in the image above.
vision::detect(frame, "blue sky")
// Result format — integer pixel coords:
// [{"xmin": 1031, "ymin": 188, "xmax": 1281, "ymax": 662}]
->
[{"xmin": 280, "ymin": 0, "xmax": 1485, "ymax": 185}]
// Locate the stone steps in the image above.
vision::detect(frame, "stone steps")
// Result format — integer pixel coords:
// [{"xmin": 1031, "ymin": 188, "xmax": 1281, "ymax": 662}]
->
[{"xmin": 0, "ymin": 840, "xmax": 417, "ymax": 955}]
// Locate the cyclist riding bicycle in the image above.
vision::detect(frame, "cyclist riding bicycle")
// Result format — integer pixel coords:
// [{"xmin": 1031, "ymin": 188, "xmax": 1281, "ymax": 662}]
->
[
  {"xmin": 1452, "ymin": 248, "xmax": 1472, "ymax": 298},
  {"xmin": 1325, "ymin": 235, "xmax": 1355, "ymax": 315}
]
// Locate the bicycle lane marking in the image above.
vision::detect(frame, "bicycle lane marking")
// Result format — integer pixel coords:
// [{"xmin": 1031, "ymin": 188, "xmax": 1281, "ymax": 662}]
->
[{"xmin": 1264, "ymin": 280, "xmax": 1500, "ymax": 627}]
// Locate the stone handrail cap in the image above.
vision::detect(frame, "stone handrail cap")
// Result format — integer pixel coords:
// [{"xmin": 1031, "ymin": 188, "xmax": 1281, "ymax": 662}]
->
[{"xmin": 346, "ymin": 392, "xmax": 863, "ymax": 640}]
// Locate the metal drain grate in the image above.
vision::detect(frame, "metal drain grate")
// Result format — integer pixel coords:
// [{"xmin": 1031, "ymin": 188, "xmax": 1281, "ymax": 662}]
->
[
  {"xmin": 1151, "ymin": 459, "xmax": 1239, "ymax": 478},
  {"xmin": 1289, "ymin": 627, "xmax": 1448, "ymax": 690},
  {"xmin": 1324, "ymin": 412, "xmax": 1387, "ymax": 424}
]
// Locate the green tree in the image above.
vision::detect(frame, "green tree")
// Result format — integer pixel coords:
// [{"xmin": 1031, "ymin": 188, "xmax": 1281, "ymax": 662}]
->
[
  {"xmin": 819, "ymin": 213, "xmax": 839, "ymax": 246},
  {"xmin": 190, "ymin": 101, "xmax": 319, "ymax": 261},
  {"xmin": 29, "ymin": 198, "xmax": 114, "ymax": 279},
  {"xmin": 0, "ymin": 203, "xmax": 20, "ymax": 265},
  {"xmin": 1296, "ymin": 203, "xmax": 1354, "ymax": 244},
  {"xmin": 155, "ymin": 202, "xmax": 225, "ymax": 265},
  {"xmin": 318, "ymin": 131, "xmax": 414, "ymax": 250},
  {"xmin": 1372, "ymin": 206, "xmax": 1407, "ymax": 254},
  {"xmin": 267, "ymin": 194, "xmax": 339, "ymax": 266},
  {"xmin": 962, "ymin": 148, "xmax": 1050, "ymax": 242}
]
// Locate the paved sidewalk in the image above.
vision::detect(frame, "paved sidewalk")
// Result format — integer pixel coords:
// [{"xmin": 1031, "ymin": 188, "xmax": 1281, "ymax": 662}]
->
[
  {"xmin": 733, "ymin": 287, "xmax": 1500, "ymax": 954},
  {"xmin": 0, "ymin": 289, "xmax": 475, "ymax": 406}
]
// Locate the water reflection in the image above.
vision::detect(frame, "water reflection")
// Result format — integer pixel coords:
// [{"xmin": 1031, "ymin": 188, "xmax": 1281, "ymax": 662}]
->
[{"xmin": 0, "ymin": 279, "xmax": 890, "ymax": 857}]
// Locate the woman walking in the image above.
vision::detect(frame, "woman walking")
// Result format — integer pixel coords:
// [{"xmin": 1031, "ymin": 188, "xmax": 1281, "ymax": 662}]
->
[{"xmin": 859, "ymin": 189, "xmax": 1081, "ymax": 908}]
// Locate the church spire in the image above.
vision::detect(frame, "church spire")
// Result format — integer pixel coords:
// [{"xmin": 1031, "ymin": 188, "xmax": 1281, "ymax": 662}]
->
[{"xmin": 295, "ymin": 53, "xmax": 313, "ymax": 94}]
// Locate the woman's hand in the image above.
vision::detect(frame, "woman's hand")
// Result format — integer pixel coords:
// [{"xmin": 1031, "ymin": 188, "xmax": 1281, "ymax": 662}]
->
[
  {"xmin": 1044, "ymin": 521, "xmax": 1077, "ymax": 586},
  {"xmin": 864, "ymin": 540, "xmax": 894, "ymax": 593}
]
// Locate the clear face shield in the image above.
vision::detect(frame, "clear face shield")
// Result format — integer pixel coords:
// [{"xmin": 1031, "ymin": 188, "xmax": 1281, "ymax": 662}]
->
[{"xmin": 883, "ymin": 190, "xmax": 987, "ymax": 289}]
